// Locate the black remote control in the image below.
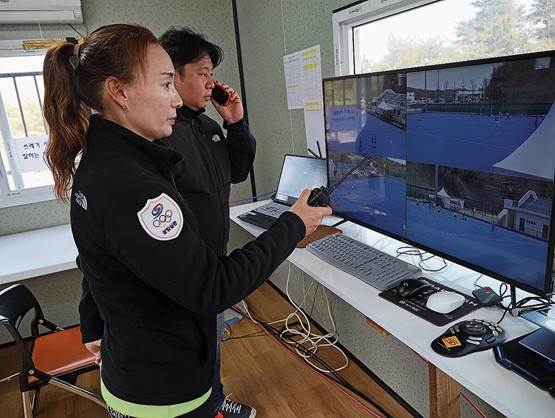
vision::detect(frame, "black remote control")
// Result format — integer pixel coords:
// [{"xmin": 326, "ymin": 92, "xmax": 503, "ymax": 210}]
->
[
  {"xmin": 431, "ymin": 319, "xmax": 507, "ymax": 357},
  {"xmin": 307, "ymin": 155, "xmax": 371, "ymax": 207}
]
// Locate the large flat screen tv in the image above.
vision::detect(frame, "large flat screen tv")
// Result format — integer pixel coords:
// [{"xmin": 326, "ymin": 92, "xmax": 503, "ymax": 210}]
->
[{"xmin": 323, "ymin": 50, "xmax": 555, "ymax": 297}]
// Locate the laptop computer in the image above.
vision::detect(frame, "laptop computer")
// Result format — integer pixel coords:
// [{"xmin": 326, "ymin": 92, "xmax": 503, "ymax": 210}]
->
[{"xmin": 237, "ymin": 154, "xmax": 327, "ymax": 229}]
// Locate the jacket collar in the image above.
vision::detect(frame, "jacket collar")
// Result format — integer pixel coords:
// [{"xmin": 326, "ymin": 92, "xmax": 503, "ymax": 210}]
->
[
  {"xmin": 86, "ymin": 114, "xmax": 183, "ymax": 171},
  {"xmin": 176, "ymin": 105, "xmax": 205, "ymax": 122}
]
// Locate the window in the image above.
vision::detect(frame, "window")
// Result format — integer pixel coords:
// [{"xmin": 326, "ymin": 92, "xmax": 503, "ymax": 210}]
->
[
  {"xmin": 333, "ymin": 0, "xmax": 555, "ymax": 75},
  {"xmin": 0, "ymin": 41, "xmax": 52, "ymax": 208}
]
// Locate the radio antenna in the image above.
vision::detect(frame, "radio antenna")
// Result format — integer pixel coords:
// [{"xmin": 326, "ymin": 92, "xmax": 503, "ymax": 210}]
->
[{"xmin": 308, "ymin": 155, "xmax": 371, "ymax": 207}]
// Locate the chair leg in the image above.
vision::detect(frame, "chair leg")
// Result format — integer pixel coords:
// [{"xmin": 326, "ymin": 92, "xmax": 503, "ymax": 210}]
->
[
  {"xmin": 32, "ymin": 388, "xmax": 41, "ymax": 417},
  {"xmin": 49, "ymin": 377, "xmax": 106, "ymax": 408},
  {"xmin": 0, "ymin": 371, "xmax": 19, "ymax": 384},
  {"xmin": 21, "ymin": 391, "xmax": 34, "ymax": 418}
]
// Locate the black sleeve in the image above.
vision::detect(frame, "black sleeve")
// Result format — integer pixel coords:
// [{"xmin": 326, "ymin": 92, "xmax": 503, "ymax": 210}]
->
[
  {"xmin": 223, "ymin": 117, "xmax": 256, "ymax": 183},
  {"xmin": 104, "ymin": 181, "xmax": 305, "ymax": 315},
  {"xmin": 78, "ymin": 269, "xmax": 104, "ymax": 343}
]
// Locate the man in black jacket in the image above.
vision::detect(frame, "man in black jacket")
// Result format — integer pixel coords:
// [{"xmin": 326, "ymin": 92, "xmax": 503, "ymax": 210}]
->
[{"xmin": 159, "ymin": 27, "xmax": 256, "ymax": 418}]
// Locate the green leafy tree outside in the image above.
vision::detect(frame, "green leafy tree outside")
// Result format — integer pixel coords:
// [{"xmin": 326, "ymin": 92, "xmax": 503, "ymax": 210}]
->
[
  {"xmin": 456, "ymin": 0, "xmax": 530, "ymax": 58},
  {"xmin": 360, "ymin": 0, "xmax": 555, "ymax": 73},
  {"xmin": 529, "ymin": 0, "xmax": 555, "ymax": 49},
  {"xmin": 5, "ymin": 100, "xmax": 46, "ymax": 139}
]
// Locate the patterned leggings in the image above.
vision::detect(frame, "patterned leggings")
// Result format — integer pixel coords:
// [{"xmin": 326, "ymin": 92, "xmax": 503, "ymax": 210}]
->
[
  {"xmin": 106, "ymin": 399, "xmax": 213, "ymax": 418},
  {"xmin": 107, "ymin": 405, "xmax": 132, "ymax": 418}
]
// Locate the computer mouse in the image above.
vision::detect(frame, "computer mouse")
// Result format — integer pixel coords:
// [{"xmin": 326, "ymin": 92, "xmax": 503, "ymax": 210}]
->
[
  {"xmin": 396, "ymin": 277, "xmax": 432, "ymax": 298},
  {"xmin": 426, "ymin": 291, "xmax": 465, "ymax": 314}
]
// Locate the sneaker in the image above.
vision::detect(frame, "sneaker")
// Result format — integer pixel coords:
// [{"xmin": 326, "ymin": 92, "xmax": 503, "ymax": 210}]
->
[{"xmin": 217, "ymin": 395, "xmax": 256, "ymax": 418}]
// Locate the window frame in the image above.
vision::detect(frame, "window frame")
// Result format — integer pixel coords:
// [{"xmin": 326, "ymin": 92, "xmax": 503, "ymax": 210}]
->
[
  {"xmin": 332, "ymin": 0, "xmax": 437, "ymax": 76},
  {"xmin": 333, "ymin": 0, "xmax": 554, "ymax": 76},
  {"xmin": 0, "ymin": 40, "xmax": 54, "ymax": 209}
]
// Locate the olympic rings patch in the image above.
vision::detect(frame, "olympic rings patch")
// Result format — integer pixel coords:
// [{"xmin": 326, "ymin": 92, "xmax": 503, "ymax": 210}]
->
[{"xmin": 137, "ymin": 193, "xmax": 183, "ymax": 240}]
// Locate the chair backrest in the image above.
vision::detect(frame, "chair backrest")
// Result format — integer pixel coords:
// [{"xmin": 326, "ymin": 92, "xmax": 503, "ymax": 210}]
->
[
  {"xmin": 0, "ymin": 284, "xmax": 45, "ymax": 369},
  {"xmin": 1, "ymin": 283, "xmax": 103, "ymax": 411},
  {"xmin": 0, "ymin": 284, "xmax": 44, "ymax": 334}
]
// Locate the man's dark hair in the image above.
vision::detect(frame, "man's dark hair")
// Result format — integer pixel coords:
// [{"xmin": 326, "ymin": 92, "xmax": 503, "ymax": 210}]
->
[{"xmin": 159, "ymin": 26, "xmax": 223, "ymax": 76}]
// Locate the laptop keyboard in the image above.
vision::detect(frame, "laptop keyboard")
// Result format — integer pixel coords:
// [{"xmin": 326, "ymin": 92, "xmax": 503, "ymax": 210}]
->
[
  {"xmin": 306, "ymin": 233, "xmax": 421, "ymax": 291},
  {"xmin": 255, "ymin": 203, "xmax": 289, "ymax": 218}
]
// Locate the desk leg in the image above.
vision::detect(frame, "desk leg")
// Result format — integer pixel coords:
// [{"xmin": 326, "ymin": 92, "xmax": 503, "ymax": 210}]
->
[
  {"xmin": 429, "ymin": 363, "xmax": 460, "ymax": 418},
  {"xmin": 364, "ymin": 317, "xmax": 460, "ymax": 416}
]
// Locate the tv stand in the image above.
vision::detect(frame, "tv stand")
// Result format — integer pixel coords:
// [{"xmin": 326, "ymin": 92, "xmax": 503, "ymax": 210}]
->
[{"xmin": 510, "ymin": 284, "xmax": 518, "ymax": 310}]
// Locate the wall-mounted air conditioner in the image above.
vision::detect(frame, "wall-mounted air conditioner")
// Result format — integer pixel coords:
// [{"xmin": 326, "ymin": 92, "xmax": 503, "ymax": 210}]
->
[{"xmin": 0, "ymin": 0, "xmax": 83, "ymax": 25}]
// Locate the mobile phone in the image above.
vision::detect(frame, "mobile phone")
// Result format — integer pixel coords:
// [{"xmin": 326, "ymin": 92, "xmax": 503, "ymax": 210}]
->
[{"xmin": 212, "ymin": 82, "xmax": 231, "ymax": 106}]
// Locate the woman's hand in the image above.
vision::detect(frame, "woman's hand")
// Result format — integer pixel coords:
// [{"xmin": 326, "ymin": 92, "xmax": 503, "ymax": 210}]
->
[
  {"xmin": 289, "ymin": 189, "xmax": 332, "ymax": 236},
  {"xmin": 85, "ymin": 338, "xmax": 102, "ymax": 365}
]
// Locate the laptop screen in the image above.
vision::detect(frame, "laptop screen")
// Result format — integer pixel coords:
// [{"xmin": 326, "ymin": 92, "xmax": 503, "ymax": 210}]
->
[{"xmin": 274, "ymin": 155, "xmax": 327, "ymax": 205}]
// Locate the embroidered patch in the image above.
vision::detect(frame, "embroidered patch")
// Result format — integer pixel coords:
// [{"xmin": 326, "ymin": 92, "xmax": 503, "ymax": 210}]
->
[
  {"xmin": 75, "ymin": 190, "xmax": 87, "ymax": 210},
  {"xmin": 137, "ymin": 193, "xmax": 183, "ymax": 241}
]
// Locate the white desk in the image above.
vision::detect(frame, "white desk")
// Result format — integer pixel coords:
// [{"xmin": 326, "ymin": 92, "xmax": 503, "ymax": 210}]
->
[
  {"xmin": 231, "ymin": 200, "xmax": 554, "ymax": 418},
  {"xmin": 0, "ymin": 224, "xmax": 77, "ymax": 285}
]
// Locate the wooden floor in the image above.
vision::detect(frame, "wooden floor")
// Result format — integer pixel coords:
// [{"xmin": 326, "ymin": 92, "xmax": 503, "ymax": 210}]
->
[{"xmin": 0, "ymin": 282, "xmax": 413, "ymax": 417}]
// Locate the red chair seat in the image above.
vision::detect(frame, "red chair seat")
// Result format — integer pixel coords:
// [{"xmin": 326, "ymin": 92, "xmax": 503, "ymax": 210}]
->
[{"xmin": 30, "ymin": 326, "xmax": 96, "ymax": 383}]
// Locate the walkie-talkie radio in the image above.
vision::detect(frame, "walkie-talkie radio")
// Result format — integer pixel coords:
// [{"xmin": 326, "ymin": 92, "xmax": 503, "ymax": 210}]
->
[{"xmin": 307, "ymin": 155, "xmax": 371, "ymax": 207}]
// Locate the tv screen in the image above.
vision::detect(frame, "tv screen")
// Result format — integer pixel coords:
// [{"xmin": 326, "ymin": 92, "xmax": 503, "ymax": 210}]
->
[{"xmin": 323, "ymin": 51, "xmax": 555, "ymax": 296}]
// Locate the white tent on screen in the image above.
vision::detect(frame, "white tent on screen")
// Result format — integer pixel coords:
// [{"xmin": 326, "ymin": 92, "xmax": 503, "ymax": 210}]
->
[
  {"xmin": 492, "ymin": 101, "xmax": 555, "ymax": 181},
  {"xmin": 437, "ymin": 187, "xmax": 450, "ymax": 199},
  {"xmin": 378, "ymin": 100, "xmax": 393, "ymax": 111}
]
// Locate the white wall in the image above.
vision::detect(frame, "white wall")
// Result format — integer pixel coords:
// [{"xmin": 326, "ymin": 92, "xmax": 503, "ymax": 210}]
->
[{"xmin": 0, "ymin": 0, "xmax": 245, "ymax": 338}]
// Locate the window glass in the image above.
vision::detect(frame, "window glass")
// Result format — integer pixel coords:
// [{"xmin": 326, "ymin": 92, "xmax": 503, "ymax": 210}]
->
[
  {"xmin": 0, "ymin": 50, "xmax": 53, "ymax": 207},
  {"xmin": 335, "ymin": 0, "xmax": 555, "ymax": 75}
]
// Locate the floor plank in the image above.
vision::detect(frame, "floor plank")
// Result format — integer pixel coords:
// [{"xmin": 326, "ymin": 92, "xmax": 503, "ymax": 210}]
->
[
  {"xmin": 0, "ymin": 282, "xmax": 412, "ymax": 417},
  {"xmin": 221, "ymin": 282, "xmax": 413, "ymax": 418}
]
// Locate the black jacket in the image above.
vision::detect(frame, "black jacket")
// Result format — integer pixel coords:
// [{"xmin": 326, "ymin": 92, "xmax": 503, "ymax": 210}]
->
[
  {"xmin": 160, "ymin": 106, "xmax": 256, "ymax": 255},
  {"xmin": 75, "ymin": 115, "xmax": 304, "ymax": 405}
]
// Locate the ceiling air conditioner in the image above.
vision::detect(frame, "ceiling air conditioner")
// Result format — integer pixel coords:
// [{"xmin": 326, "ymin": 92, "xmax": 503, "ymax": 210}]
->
[{"xmin": 0, "ymin": 0, "xmax": 83, "ymax": 25}]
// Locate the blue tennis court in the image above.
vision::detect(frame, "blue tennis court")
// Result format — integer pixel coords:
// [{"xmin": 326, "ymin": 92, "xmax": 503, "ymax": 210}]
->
[
  {"xmin": 327, "ymin": 107, "xmax": 552, "ymax": 289},
  {"xmin": 331, "ymin": 176, "xmax": 406, "ymax": 237},
  {"xmin": 406, "ymin": 112, "xmax": 539, "ymax": 171},
  {"xmin": 330, "ymin": 174, "xmax": 549, "ymax": 289},
  {"xmin": 406, "ymin": 199, "xmax": 548, "ymax": 289},
  {"xmin": 330, "ymin": 111, "xmax": 542, "ymax": 173}
]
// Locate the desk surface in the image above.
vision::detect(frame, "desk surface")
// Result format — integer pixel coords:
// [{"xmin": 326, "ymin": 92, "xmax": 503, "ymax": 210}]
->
[
  {"xmin": 231, "ymin": 200, "xmax": 554, "ymax": 418},
  {"xmin": 0, "ymin": 224, "xmax": 77, "ymax": 285}
]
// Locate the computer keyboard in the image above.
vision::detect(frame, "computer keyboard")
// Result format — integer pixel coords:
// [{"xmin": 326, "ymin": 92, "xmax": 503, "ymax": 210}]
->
[
  {"xmin": 306, "ymin": 233, "xmax": 422, "ymax": 291},
  {"xmin": 255, "ymin": 202, "xmax": 289, "ymax": 218}
]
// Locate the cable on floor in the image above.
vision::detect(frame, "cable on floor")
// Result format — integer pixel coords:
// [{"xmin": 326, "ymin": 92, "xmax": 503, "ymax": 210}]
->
[
  {"xmin": 228, "ymin": 268, "xmax": 397, "ymax": 418},
  {"xmin": 231, "ymin": 300, "xmax": 393, "ymax": 418},
  {"xmin": 274, "ymin": 263, "xmax": 349, "ymax": 373}
]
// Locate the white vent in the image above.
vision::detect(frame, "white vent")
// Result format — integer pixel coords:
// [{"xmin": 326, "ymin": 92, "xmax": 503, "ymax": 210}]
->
[{"xmin": 0, "ymin": 0, "xmax": 83, "ymax": 25}]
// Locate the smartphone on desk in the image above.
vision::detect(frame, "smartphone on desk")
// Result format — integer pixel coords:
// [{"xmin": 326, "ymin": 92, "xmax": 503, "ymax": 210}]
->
[{"xmin": 212, "ymin": 81, "xmax": 231, "ymax": 106}]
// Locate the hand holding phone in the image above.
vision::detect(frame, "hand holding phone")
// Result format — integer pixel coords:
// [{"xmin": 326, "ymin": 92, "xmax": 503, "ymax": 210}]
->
[{"xmin": 212, "ymin": 81, "xmax": 231, "ymax": 106}]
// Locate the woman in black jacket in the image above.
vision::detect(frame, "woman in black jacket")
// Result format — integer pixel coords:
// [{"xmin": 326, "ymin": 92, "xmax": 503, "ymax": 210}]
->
[{"xmin": 43, "ymin": 23, "xmax": 330, "ymax": 418}]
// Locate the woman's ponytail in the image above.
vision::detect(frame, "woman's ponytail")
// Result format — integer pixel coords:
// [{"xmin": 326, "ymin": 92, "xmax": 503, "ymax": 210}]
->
[{"xmin": 43, "ymin": 42, "xmax": 89, "ymax": 204}]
